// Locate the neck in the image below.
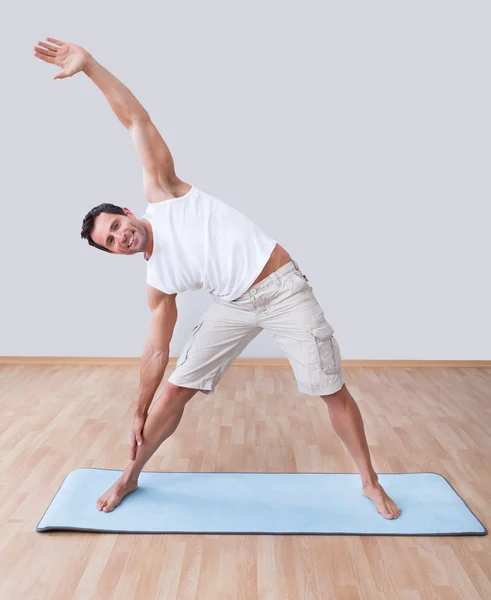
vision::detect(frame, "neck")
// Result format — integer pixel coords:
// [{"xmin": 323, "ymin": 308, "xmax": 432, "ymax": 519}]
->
[{"xmin": 142, "ymin": 220, "xmax": 154, "ymax": 260}]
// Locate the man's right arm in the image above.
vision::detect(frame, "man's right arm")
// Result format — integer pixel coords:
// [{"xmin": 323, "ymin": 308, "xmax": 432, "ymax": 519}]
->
[{"xmin": 135, "ymin": 286, "xmax": 178, "ymax": 418}]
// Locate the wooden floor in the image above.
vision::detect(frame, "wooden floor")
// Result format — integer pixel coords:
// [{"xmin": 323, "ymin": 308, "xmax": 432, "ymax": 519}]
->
[{"xmin": 0, "ymin": 363, "xmax": 490, "ymax": 599}]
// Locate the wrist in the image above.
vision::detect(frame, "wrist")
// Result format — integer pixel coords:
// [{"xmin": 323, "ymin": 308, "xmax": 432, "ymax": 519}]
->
[{"xmin": 82, "ymin": 53, "xmax": 97, "ymax": 74}]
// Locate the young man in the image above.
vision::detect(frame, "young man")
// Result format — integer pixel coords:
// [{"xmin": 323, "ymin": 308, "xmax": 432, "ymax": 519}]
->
[{"xmin": 34, "ymin": 37, "xmax": 400, "ymax": 519}]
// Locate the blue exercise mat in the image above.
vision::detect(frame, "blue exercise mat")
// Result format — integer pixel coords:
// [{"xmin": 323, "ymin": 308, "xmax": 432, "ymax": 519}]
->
[{"xmin": 36, "ymin": 469, "xmax": 487, "ymax": 536}]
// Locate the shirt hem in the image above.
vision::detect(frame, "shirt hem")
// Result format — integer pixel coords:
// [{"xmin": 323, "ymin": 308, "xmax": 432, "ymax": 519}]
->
[{"xmin": 221, "ymin": 240, "xmax": 278, "ymax": 302}]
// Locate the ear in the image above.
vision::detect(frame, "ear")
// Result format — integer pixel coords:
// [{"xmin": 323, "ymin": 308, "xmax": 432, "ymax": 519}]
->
[{"xmin": 123, "ymin": 207, "xmax": 136, "ymax": 218}]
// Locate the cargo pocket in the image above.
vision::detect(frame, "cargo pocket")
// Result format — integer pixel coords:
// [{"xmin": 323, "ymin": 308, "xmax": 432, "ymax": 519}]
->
[
  {"xmin": 310, "ymin": 322, "xmax": 339, "ymax": 375},
  {"xmin": 176, "ymin": 321, "xmax": 204, "ymax": 368}
]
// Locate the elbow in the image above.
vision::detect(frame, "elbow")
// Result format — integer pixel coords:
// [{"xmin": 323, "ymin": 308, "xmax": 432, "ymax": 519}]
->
[{"xmin": 129, "ymin": 110, "xmax": 151, "ymax": 128}]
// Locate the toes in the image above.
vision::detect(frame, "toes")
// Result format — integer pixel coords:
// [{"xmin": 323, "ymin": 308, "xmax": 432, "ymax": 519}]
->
[
  {"xmin": 103, "ymin": 497, "xmax": 116, "ymax": 512},
  {"xmin": 361, "ymin": 486, "xmax": 402, "ymax": 520},
  {"xmin": 381, "ymin": 500, "xmax": 401, "ymax": 520}
]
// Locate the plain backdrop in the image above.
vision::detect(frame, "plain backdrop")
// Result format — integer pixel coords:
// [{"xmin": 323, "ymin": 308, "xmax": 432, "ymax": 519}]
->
[{"xmin": 0, "ymin": 1, "xmax": 489, "ymax": 359}]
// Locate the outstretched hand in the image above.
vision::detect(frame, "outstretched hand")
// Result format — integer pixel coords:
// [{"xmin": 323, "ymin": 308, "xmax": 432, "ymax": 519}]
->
[{"xmin": 34, "ymin": 37, "xmax": 90, "ymax": 80}]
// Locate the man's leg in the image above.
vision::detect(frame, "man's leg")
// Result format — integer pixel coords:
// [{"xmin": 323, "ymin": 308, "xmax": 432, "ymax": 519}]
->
[
  {"xmin": 96, "ymin": 382, "xmax": 199, "ymax": 512},
  {"xmin": 322, "ymin": 383, "xmax": 401, "ymax": 519},
  {"xmin": 96, "ymin": 294, "xmax": 261, "ymax": 512}
]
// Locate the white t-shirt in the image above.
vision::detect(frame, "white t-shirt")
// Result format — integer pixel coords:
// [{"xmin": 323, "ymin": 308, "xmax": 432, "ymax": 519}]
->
[{"xmin": 141, "ymin": 185, "xmax": 277, "ymax": 302}]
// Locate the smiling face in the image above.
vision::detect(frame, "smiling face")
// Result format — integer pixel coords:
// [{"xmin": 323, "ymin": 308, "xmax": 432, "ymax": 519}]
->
[{"xmin": 90, "ymin": 208, "xmax": 150, "ymax": 255}]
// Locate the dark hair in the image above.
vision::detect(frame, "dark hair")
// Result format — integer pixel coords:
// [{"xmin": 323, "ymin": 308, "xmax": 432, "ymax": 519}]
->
[{"xmin": 81, "ymin": 203, "xmax": 126, "ymax": 253}]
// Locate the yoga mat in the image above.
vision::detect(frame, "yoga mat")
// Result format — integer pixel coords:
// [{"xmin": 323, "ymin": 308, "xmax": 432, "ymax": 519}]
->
[{"xmin": 36, "ymin": 469, "xmax": 487, "ymax": 536}]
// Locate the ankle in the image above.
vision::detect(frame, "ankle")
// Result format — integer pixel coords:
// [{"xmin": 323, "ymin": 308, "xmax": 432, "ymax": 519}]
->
[
  {"xmin": 361, "ymin": 472, "xmax": 379, "ymax": 488},
  {"xmin": 122, "ymin": 466, "xmax": 140, "ymax": 484}
]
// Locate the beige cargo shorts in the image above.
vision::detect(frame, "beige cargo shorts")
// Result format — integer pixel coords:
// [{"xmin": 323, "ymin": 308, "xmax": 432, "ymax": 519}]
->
[{"xmin": 168, "ymin": 260, "xmax": 345, "ymax": 396}]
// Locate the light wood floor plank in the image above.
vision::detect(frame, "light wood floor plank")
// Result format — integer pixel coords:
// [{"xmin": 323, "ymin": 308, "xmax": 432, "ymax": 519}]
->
[{"xmin": 0, "ymin": 364, "xmax": 490, "ymax": 599}]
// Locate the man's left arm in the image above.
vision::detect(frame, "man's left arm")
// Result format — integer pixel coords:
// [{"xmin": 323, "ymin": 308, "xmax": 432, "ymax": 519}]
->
[
  {"xmin": 34, "ymin": 37, "xmax": 184, "ymax": 194},
  {"xmin": 82, "ymin": 54, "xmax": 184, "ymax": 195}
]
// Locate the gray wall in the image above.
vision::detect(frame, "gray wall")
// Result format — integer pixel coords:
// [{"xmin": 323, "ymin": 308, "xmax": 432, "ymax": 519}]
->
[{"xmin": 1, "ymin": 1, "xmax": 489, "ymax": 359}]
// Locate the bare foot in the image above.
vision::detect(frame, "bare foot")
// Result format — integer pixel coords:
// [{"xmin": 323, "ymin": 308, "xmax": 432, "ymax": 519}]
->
[
  {"xmin": 362, "ymin": 482, "xmax": 401, "ymax": 520},
  {"xmin": 96, "ymin": 475, "xmax": 138, "ymax": 513}
]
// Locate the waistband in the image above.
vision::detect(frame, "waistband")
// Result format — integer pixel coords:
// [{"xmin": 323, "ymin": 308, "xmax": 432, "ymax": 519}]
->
[{"xmin": 240, "ymin": 259, "xmax": 302, "ymax": 298}]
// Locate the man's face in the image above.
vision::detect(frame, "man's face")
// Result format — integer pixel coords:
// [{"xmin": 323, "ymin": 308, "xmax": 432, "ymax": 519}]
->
[{"xmin": 91, "ymin": 209, "xmax": 148, "ymax": 255}]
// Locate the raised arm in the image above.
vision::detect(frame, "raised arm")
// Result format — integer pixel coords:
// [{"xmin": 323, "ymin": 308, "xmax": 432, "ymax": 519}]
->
[
  {"xmin": 34, "ymin": 37, "xmax": 186, "ymax": 196},
  {"xmin": 83, "ymin": 57, "xmax": 183, "ymax": 194}
]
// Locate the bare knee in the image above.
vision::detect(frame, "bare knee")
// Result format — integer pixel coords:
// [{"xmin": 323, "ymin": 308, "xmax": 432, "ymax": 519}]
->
[
  {"xmin": 163, "ymin": 382, "xmax": 200, "ymax": 405},
  {"xmin": 321, "ymin": 383, "xmax": 349, "ymax": 406}
]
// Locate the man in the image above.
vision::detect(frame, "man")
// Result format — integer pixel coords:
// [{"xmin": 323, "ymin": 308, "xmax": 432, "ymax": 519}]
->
[{"xmin": 34, "ymin": 37, "xmax": 400, "ymax": 519}]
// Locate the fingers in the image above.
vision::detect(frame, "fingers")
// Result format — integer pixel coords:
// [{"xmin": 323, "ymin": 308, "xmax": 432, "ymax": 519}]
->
[
  {"xmin": 136, "ymin": 430, "xmax": 143, "ymax": 447},
  {"xmin": 46, "ymin": 37, "xmax": 66, "ymax": 46},
  {"xmin": 130, "ymin": 435, "xmax": 136, "ymax": 461},
  {"xmin": 34, "ymin": 51, "xmax": 56, "ymax": 65},
  {"xmin": 53, "ymin": 72, "xmax": 69, "ymax": 80},
  {"xmin": 34, "ymin": 47, "xmax": 56, "ymax": 59},
  {"xmin": 37, "ymin": 41, "xmax": 58, "ymax": 54}
]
